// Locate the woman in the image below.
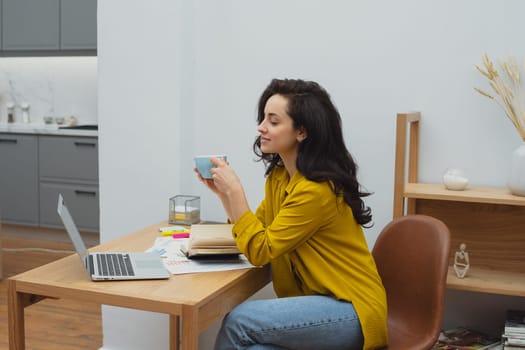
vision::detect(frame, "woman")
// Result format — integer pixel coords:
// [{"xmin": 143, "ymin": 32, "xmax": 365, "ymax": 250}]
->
[{"xmin": 196, "ymin": 78, "xmax": 387, "ymax": 350}]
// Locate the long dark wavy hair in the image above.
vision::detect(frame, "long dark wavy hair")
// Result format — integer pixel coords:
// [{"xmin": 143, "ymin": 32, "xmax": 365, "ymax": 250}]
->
[{"xmin": 253, "ymin": 78, "xmax": 373, "ymax": 227}]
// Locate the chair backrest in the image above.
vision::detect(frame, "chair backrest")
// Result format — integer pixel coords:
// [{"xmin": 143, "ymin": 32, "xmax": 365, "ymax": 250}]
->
[{"xmin": 372, "ymin": 215, "xmax": 451, "ymax": 350}]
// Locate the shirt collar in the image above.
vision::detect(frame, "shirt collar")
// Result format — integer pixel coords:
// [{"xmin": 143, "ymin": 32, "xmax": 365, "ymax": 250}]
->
[{"xmin": 284, "ymin": 169, "xmax": 304, "ymax": 195}]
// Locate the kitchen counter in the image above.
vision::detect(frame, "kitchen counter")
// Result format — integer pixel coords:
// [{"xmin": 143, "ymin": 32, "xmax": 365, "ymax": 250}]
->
[{"xmin": 0, "ymin": 123, "xmax": 98, "ymax": 137}]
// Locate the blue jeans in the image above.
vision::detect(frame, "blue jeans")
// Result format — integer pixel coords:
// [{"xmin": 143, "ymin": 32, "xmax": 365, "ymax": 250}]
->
[{"xmin": 214, "ymin": 295, "xmax": 364, "ymax": 350}]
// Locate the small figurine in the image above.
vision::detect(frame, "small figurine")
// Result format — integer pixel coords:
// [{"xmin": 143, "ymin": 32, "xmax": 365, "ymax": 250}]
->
[{"xmin": 454, "ymin": 243, "xmax": 470, "ymax": 278}]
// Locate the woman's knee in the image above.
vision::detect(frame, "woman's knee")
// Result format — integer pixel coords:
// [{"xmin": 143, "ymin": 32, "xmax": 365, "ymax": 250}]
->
[{"xmin": 223, "ymin": 301, "xmax": 258, "ymax": 329}]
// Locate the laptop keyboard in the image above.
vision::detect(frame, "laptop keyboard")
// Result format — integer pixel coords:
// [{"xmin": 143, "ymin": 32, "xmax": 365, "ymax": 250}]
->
[{"xmin": 96, "ymin": 253, "xmax": 135, "ymax": 276}]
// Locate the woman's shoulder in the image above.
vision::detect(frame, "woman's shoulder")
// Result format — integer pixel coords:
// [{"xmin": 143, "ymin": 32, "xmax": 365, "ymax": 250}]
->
[
  {"xmin": 290, "ymin": 171, "xmax": 333, "ymax": 197},
  {"xmin": 267, "ymin": 167, "xmax": 333, "ymax": 196}
]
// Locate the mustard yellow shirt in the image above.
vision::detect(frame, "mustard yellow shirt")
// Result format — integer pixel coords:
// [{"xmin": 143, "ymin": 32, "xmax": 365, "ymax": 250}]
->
[{"xmin": 232, "ymin": 166, "xmax": 388, "ymax": 349}]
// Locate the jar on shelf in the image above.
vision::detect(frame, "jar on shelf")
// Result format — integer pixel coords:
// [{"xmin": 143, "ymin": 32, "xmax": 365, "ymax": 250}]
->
[
  {"xmin": 6, "ymin": 102, "xmax": 15, "ymax": 123},
  {"xmin": 20, "ymin": 102, "xmax": 30, "ymax": 123}
]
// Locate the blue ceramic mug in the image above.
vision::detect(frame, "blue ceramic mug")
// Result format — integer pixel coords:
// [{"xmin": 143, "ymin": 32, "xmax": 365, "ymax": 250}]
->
[{"xmin": 194, "ymin": 155, "xmax": 227, "ymax": 179}]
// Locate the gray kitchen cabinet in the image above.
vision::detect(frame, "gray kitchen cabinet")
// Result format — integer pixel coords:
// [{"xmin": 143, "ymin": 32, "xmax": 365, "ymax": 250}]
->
[
  {"xmin": 61, "ymin": 0, "xmax": 97, "ymax": 50},
  {"xmin": 39, "ymin": 135, "xmax": 99, "ymax": 231},
  {"xmin": 2, "ymin": 0, "xmax": 60, "ymax": 51},
  {"xmin": 0, "ymin": 134, "xmax": 39, "ymax": 225},
  {"xmin": 39, "ymin": 136, "xmax": 98, "ymax": 182},
  {"xmin": 1, "ymin": 0, "xmax": 96, "ymax": 53},
  {"xmin": 39, "ymin": 182, "xmax": 98, "ymax": 231}
]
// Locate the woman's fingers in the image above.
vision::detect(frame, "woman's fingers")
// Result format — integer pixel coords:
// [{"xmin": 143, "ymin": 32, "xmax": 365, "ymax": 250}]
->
[{"xmin": 210, "ymin": 156, "xmax": 228, "ymax": 167}]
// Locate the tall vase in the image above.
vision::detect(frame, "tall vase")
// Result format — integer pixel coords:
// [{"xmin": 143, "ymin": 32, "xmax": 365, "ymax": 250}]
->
[{"xmin": 508, "ymin": 144, "xmax": 525, "ymax": 196}]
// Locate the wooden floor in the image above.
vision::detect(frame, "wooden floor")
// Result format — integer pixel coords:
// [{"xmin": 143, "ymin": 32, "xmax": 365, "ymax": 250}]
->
[{"xmin": 0, "ymin": 235, "xmax": 102, "ymax": 350}]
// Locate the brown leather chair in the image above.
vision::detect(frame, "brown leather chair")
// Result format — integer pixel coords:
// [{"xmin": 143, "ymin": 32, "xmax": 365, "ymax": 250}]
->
[{"xmin": 372, "ymin": 215, "xmax": 451, "ymax": 350}]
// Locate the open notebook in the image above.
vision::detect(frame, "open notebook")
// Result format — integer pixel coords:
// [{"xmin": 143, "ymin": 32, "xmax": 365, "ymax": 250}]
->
[
  {"xmin": 183, "ymin": 224, "xmax": 241, "ymax": 259},
  {"xmin": 57, "ymin": 194, "xmax": 169, "ymax": 281}
]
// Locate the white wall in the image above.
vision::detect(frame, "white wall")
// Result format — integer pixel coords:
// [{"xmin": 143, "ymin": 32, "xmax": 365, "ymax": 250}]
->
[
  {"xmin": 98, "ymin": 1, "xmax": 182, "ymax": 347},
  {"xmin": 98, "ymin": 1, "xmax": 525, "ymax": 349},
  {"xmin": 0, "ymin": 57, "xmax": 97, "ymax": 124}
]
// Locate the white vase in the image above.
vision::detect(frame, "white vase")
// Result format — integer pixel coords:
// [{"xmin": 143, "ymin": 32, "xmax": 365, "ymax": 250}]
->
[{"xmin": 507, "ymin": 144, "xmax": 525, "ymax": 196}]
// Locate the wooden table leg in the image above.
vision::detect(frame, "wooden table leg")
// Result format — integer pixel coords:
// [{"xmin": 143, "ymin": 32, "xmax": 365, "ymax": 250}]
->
[
  {"xmin": 8, "ymin": 279, "xmax": 27, "ymax": 350},
  {"xmin": 170, "ymin": 314, "xmax": 180, "ymax": 350},
  {"xmin": 181, "ymin": 306, "xmax": 199, "ymax": 350},
  {"xmin": 7, "ymin": 279, "xmax": 47, "ymax": 350}
]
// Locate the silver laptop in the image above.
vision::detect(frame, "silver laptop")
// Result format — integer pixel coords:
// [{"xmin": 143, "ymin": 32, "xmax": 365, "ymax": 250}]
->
[{"xmin": 57, "ymin": 194, "xmax": 169, "ymax": 281}]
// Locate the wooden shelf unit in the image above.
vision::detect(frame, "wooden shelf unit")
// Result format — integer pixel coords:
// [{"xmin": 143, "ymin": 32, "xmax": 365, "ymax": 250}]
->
[{"xmin": 393, "ymin": 112, "xmax": 525, "ymax": 297}]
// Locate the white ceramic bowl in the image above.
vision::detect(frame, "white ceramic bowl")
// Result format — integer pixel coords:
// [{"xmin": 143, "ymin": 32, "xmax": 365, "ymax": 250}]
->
[{"xmin": 443, "ymin": 168, "xmax": 468, "ymax": 191}]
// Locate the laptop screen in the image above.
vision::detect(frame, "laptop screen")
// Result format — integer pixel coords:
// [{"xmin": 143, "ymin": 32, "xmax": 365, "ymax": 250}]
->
[{"xmin": 57, "ymin": 194, "xmax": 89, "ymax": 264}]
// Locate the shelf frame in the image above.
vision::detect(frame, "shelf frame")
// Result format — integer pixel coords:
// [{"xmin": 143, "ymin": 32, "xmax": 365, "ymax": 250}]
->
[
  {"xmin": 393, "ymin": 112, "xmax": 525, "ymax": 296},
  {"xmin": 404, "ymin": 183, "xmax": 525, "ymax": 207},
  {"xmin": 447, "ymin": 267, "xmax": 525, "ymax": 297},
  {"xmin": 393, "ymin": 112, "xmax": 420, "ymax": 218}
]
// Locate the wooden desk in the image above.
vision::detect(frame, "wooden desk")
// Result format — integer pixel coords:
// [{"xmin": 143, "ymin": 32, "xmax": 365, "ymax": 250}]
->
[{"xmin": 7, "ymin": 222, "xmax": 271, "ymax": 350}]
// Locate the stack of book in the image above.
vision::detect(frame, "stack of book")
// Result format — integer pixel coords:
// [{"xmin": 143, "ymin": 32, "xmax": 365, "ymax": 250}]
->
[
  {"xmin": 182, "ymin": 224, "xmax": 241, "ymax": 259},
  {"xmin": 433, "ymin": 327, "xmax": 501, "ymax": 350},
  {"xmin": 503, "ymin": 310, "xmax": 525, "ymax": 350}
]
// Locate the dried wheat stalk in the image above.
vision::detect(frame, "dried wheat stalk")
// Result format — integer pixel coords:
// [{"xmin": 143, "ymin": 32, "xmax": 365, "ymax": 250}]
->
[{"xmin": 475, "ymin": 53, "xmax": 525, "ymax": 142}]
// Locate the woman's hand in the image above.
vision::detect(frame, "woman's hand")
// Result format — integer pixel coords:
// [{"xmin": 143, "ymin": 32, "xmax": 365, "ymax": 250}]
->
[
  {"xmin": 208, "ymin": 157, "xmax": 242, "ymax": 196},
  {"xmin": 194, "ymin": 156, "xmax": 249, "ymax": 222},
  {"xmin": 194, "ymin": 167, "xmax": 221, "ymax": 195},
  {"xmin": 193, "ymin": 157, "xmax": 238, "ymax": 195}
]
